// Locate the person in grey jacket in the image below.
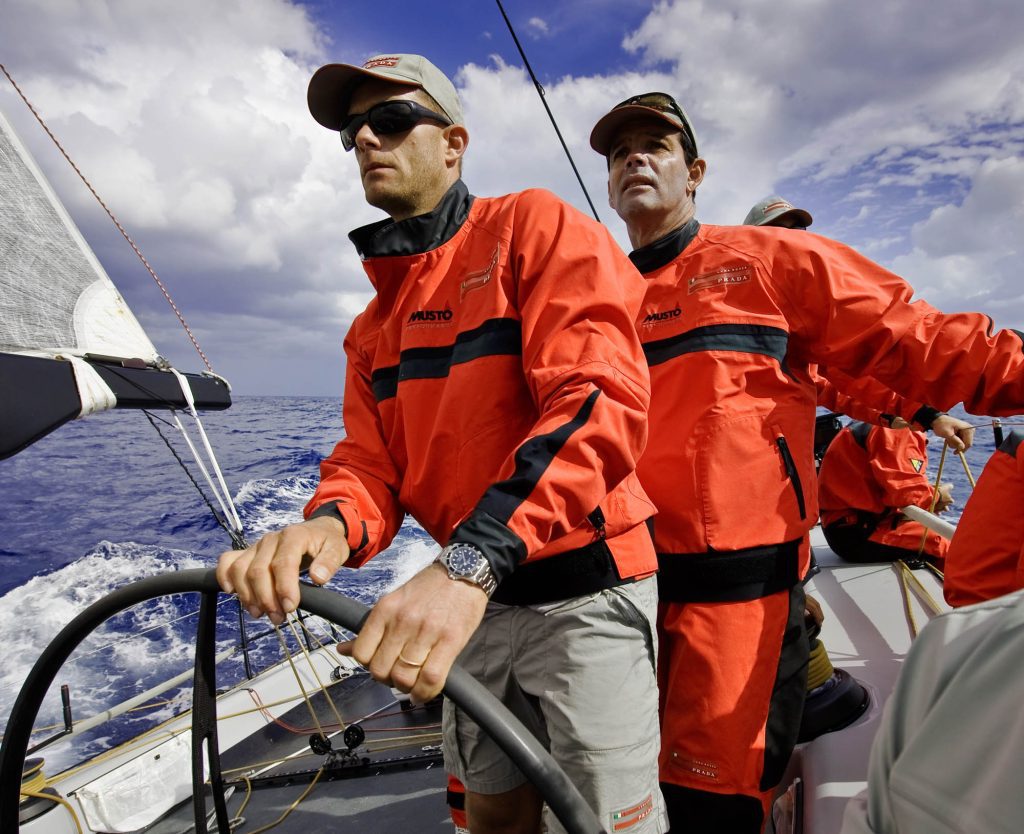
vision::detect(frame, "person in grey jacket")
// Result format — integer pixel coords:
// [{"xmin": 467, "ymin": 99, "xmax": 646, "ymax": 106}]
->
[{"xmin": 840, "ymin": 588, "xmax": 1024, "ymax": 833}]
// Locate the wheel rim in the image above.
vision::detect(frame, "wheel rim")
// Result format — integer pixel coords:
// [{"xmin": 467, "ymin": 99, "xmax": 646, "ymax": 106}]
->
[{"xmin": 0, "ymin": 568, "xmax": 605, "ymax": 834}]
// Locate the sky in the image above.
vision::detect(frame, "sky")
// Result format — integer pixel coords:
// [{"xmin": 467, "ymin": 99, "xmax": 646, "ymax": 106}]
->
[{"xmin": 1, "ymin": 0, "xmax": 1023, "ymax": 395}]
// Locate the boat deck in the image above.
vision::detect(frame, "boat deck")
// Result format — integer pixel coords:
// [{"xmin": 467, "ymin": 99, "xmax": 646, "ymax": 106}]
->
[
  {"xmin": 146, "ymin": 671, "xmax": 452, "ymax": 834},
  {"xmin": 779, "ymin": 529, "xmax": 950, "ymax": 834}
]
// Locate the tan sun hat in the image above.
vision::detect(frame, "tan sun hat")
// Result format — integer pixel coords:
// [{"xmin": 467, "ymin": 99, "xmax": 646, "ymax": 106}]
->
[
  {"xmin": 589, "ymin": 92, "xmax": 699, "ymax": 158},
  {"xmin": 743, "ymin": 195, "xmax": 813, "ymax": 228},
  {"xmin": 308, "ymin": 53, "xmax": 464, "ymax": 131}
]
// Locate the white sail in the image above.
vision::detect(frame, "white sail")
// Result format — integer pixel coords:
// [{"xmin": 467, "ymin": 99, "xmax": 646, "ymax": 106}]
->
[{"xmin": 0, "ymin": 108, "xmax": 158, "ymax": 363}]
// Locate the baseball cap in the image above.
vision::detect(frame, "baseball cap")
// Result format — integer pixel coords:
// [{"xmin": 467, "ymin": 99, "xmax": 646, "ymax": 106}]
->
[
  {"xmin": 743, "ymin": 195, "xmax": 813, "ymax": 228},
  {"xmin": 308, "ymin": 53, "xmax": 464, "ymax": 131},
  {"xmin": 589, "ymin": 92, "xmax": 699, "ymax": 158}
]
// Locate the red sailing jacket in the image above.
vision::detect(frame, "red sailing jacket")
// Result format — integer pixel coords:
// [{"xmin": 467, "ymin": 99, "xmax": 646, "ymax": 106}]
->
[
  {"xmin": 631, "ymin": 221, "xmax": 1024, "ymax": 571},
  {"xmin": 944, "ymin": 430, "xmax": 1024, "ymax": 606},
  {"xmin": 818, "ymin": 422, "xmax": 935, "ymax": 523},
  {"xmin": 304, "ymin": 182, "xmax": 656, "ymax": 583}
]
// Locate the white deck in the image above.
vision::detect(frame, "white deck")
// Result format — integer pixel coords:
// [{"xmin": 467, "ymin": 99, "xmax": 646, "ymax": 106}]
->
[{"xmin": 780, "ymin": 528, "xmax": 951, "ymax": 834}]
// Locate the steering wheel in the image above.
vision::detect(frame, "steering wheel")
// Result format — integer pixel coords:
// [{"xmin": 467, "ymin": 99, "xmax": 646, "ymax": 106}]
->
[{"xmin": 0, "ymin": 568, "xmax": 606, "ymax": 834}]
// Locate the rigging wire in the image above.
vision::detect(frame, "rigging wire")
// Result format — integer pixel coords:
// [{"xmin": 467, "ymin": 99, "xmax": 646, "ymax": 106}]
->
[
  {"xmin": 494, "ymin": 0, "xmax": 602, "ymax": 222},
  {"xmin": 0, "ymin": 62, "xmax": 214, "ymax": 373},
  {"xmin": 143, "ymin": 410, "xmax": 248, "ymax": 549}
]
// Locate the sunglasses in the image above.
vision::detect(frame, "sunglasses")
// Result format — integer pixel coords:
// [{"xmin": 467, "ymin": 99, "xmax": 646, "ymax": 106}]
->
[
  {"xmin": 614, "ymin": 92, "xmax": 697, "ymax": 157},
  {"xmin": 339, "ymin": 100, "xmax": 452, "ymax": 151}
]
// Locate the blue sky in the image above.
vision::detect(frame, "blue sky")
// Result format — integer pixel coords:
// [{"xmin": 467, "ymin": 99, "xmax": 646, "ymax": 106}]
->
[{"xmin": 2, "ymin": 0, "xmax": 1023, "ymax": 395}]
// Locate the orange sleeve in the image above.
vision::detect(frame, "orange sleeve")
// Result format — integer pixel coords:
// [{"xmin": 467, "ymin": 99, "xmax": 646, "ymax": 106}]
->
[
  {"xmin": 816, "ymin": 365, "xmax": 925, "ymax": 425},
  {"xmin": 302, "ymin": 315, "xmax": 404, "ymax": 566},
  {"xmin": 450, "ymin": 190, "xmax": 652, "ymax": 578},
  {"xmin": 945, "ymin": 433, "xmax": 1024, "ymax": 605},
  {"xmin": 777, "ymin": 235, "xmax": 1024, "ymax": 416},
  {"xmin": 863, "ymin": 427, "xmax": 934, "ymax": 511}
]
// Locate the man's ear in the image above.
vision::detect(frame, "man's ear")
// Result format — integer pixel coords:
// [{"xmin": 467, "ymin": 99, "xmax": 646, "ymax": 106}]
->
[
  {"xmin": 445, "ymin": 125, "xmax": 469, "ymax": 167},
  {"xmin": 687, "ymin": 158, "xmax": 707, "ymax": 193}
]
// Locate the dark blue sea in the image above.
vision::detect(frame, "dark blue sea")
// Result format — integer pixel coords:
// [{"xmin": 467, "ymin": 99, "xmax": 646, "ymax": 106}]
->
[
  {"xmin": 0, "ymin": 396, "xmax": 436, "ymax": 771},
  {"xmin": 0, "ymin": 396, "xmax": 1013, "ymax": 771}
]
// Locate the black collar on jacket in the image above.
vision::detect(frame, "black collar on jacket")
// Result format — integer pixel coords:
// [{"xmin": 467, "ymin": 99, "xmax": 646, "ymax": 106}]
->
[
  {"xmin": 348, "ymin": 180, "xmax": 475, "ymax": 259},
  {"xmin": 628, "ymin": 218, "xmax": 701, "ymax": 274}
]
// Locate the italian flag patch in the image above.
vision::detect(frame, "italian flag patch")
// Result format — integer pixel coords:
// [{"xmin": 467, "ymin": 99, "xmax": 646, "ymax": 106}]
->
[{"xmin": 610, "ymin": 793, "xmax": 654, "ymax": 830}]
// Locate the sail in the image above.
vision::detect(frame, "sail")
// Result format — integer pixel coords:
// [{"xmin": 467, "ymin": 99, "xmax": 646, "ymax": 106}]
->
[
  {"xmin": 0, "ymin": 108, "xmax": 229, "ymax": 458},
  {"xmin": 0, "ymin": 109, "xmax": 158, "ymax": 363}
]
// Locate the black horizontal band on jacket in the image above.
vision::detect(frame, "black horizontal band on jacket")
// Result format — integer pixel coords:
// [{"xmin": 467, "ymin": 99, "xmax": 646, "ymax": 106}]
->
[
  {"xmin": 656, "ymin": 539, "xmax": 802, "ymax": 603},
  {"xmin": 476, "ymin": 389, "xmax": 601, "ymax": 526},
  {"xmin": 371, "ymin": 318, "xmax": 522, "ymax": 401},
  {"xmin": 643, "ymin": 323, "xmax": 789, "ymax": 368},
  {"xmin": 491, "ymin": 538, "xmax": 634, "ymax": 606}
]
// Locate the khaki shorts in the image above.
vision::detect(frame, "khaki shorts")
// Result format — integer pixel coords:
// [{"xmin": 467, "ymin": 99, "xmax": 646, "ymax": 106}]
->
[{"xmin": 443, "ymin": 576, "xmax": 667, "ymax": 833}]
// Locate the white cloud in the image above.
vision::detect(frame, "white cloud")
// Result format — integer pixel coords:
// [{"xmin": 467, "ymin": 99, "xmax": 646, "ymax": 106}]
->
[
  {"xmin": 3, "ymin": 0, "xmax": 1023, "ymax": 393},
  {"xmin": 892, "ymin": 155, "xmax": 1024, "ymax": 313},
  {"xmin": 527, "ymin": 17, "xmax": 550, "ymax": 37}
]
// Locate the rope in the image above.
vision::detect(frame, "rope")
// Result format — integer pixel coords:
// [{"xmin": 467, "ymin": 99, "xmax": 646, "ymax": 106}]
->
[
  {"xmin": 0, "ymin": 63, "xmax": 214, "ymax": 372},
  {"xmin": 168, "ymin": 370, "xmax": 245, "ymax": 537},
  {"xmin": 494, "ymin": 0, "xmax": 602, "ymax": 222},
  {"xmin": 956, "ymin": 450, "xmax": 977, "ymax": 488},
  {"xmin": 805, "ymin": 639, "xmax": 835, "ymax": 691},
  {"xmin": 143, "ymin": 410, "xmax": 247, "ymax": 548},
  {"xmin": 285, "ymin": 618, "xmax": 347, "ymax": 731},
  {"xmin": 894, "ymin": 559, "xmax": 946, "ymax": 638},
  {"xmin": 917, "ymin": 441, "xmax": 949, "ymax": 556},
  {"xmin": 273, "ymin": 623, "xmax": 330, "ymax": 739},
  {"xmin": 19, "ymin": 789, "xmax": 85, "ymax": 834},
  {"xmin": 241, "ymin": 767, "xmax": 325, "ymax": 834},
  {"xmin": 20, "ymin": 764, "xmax": 85, "ymax": 834}
]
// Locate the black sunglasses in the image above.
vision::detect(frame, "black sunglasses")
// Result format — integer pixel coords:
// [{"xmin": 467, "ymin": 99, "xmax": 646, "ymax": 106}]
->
[{"xmin": 339, "ymin": 100, "xmax": 452, "ymax": 151}]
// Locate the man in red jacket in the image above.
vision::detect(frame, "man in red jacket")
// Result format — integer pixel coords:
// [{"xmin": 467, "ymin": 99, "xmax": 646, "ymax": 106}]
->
[
  {"xmin": 818, "ymin": 421, "xmax": 952, "ymax": 565},
  {"xmin": 590, "ymin": 91, "xmax": 1024, "ymax": 833},
  {"xmin": 219, "ymin": 55, "xmax": 667, "ymax": 833},
  {"xmin": 944, "ymin": 429, "xmax": 1024, "ymax": 606}
]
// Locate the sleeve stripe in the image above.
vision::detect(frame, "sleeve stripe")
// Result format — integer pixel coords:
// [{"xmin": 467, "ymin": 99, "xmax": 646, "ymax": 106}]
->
[{"xmin": 476, "ymin": 388, "xmax": 601, "ymax": 525}]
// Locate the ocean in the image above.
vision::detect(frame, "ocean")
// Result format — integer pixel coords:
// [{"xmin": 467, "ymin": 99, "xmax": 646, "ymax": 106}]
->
[
  {"xmin": 0, "ymin": 396, "xmax": 437, "ymax": 771},
  {"xmin": 0, "ymin": 396, "xmax": 1011, "ymax": 771}
]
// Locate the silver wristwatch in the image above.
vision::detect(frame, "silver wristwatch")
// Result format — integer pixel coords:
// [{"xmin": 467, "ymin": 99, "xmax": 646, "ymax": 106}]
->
[{"xmin": 435, "ymin": 542, "xmax": 498, "ymax": 597}]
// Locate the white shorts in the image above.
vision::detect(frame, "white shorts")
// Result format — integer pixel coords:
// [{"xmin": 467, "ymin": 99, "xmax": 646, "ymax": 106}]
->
[{"xmin": 443, "ymin": 576, "xmax": 667, "ymax": 833}]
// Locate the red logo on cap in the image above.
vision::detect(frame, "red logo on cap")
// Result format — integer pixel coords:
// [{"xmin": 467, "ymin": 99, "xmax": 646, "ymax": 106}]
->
[
  {"xmin": 364, "ymin": 57, "xmax": 401, "ymax": 69},
  {"xmin": 764, "ymin": 201, "xmax": 792, "ymax": 213}
]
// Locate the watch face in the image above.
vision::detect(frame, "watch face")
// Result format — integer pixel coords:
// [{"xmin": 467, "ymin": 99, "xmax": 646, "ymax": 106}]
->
[{"xmin": 447, "ymin": 544, "xmax": 483, "ymax": 576}]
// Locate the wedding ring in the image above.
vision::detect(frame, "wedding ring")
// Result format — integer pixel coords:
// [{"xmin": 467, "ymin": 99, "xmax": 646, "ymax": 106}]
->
[{"xmin": 397, "ymin": 652, "xmax": 427, "ymax": 668}]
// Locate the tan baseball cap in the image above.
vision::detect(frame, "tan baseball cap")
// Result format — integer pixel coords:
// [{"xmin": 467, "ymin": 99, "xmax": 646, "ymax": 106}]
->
[
  {"xmin": 590, "ymin": 92, "xmax": 699, "ymax": 158},
  {"xmin": 308, "ymin": 53, "xmax": 464, "ymax": 131},
  {"xmin": 743, "ymin": 195, "xmax": 813, "ymax": 228}
]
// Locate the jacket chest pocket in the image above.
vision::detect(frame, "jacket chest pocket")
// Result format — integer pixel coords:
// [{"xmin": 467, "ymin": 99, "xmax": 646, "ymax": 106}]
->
[{"xmin": 697, "ymin": 414, "xmax": 814, "ymax": 550}]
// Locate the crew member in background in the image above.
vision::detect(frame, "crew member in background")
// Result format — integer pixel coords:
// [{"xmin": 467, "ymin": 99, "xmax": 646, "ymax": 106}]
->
[
  {"xmin": 220, "ymin": 54, "xmax": 667, "ymax": 834},
  {"xmin": 943, "ymin": 429, "xmax": 1024, "ymax": 606},
  {"xmin": 589, "ymin": 91, "xmax": 1024, "ymax": 833},
  {"xmin": 818, "ymin": 420, "xmax": 952, "ymax": 565}
]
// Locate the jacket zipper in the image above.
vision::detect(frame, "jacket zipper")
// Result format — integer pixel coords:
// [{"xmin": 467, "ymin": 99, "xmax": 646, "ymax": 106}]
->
[{"xmin": 775, "ymin": 436, "xmax": 807, "ymax": 520}]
